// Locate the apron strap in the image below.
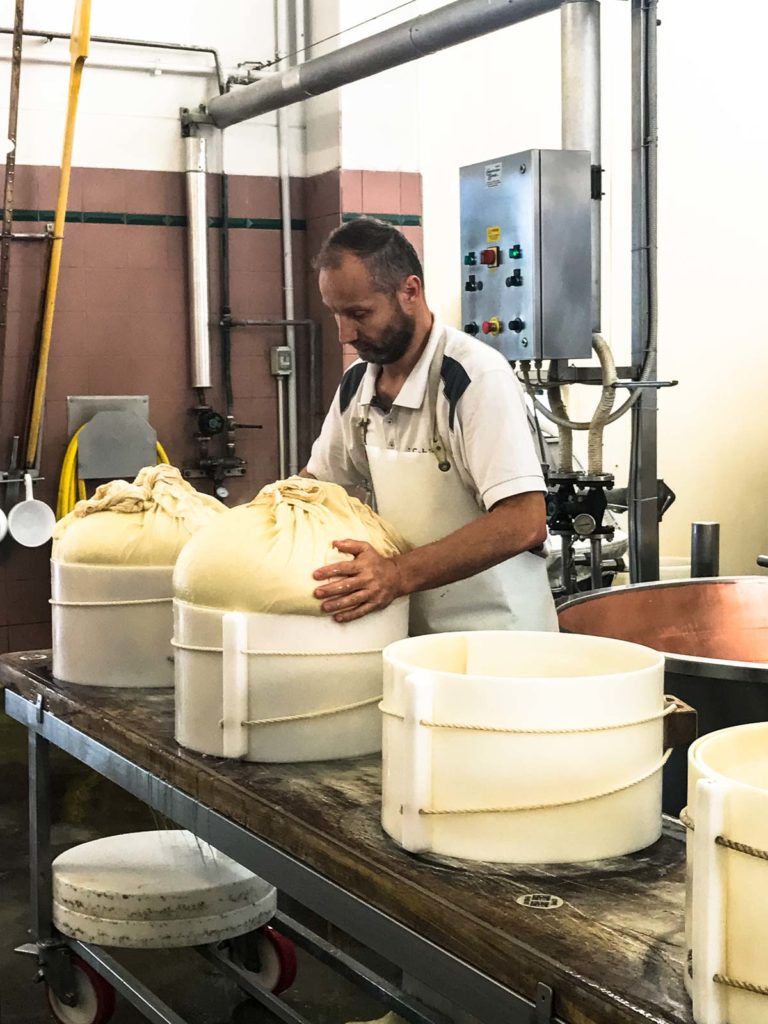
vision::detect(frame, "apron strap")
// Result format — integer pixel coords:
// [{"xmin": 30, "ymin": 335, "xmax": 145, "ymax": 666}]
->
[{"xmin": 357, "ymin": 329, "xmax": 453, "ymax": 473}]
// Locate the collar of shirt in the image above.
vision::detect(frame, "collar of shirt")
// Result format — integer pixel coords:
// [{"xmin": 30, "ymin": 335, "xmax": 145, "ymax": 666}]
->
[{"xmin": 359, "ymin": 319, "xmax": 443, "ymax": 411}]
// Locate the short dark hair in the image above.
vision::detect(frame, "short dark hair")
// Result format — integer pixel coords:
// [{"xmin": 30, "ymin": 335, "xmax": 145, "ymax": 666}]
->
[{"xmin": 313, "ymin": 217, "xmax": 423, "ymax": 295}]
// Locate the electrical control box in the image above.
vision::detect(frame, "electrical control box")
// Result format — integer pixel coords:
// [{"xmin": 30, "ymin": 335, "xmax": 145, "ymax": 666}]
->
[
  {"xmin": 460, "ymin": 149, "xmax": 592, "ymax": 361},
  {"xmin": 270, "ymin": 346, "xmax": 294, "ymax": 377}
]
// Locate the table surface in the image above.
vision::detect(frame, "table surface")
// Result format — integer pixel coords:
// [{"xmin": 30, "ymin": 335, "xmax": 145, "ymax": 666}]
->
[{"xmin": 0, "ymin": 651, "xmax": 695, "ymax": 1024}]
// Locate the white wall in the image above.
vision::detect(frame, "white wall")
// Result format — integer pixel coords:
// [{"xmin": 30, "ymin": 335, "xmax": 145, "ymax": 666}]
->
[
  {"xmin": 338, "ymin": 0, "xmax": 420, "ymax": 173},
  {"xmin": 0, "ymin": 0, "xmax": 305, "ymax": 176}
]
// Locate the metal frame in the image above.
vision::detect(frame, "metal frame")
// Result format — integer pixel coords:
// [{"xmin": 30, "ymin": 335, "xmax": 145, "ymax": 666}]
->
[{"xmin": 8, "ymin": 688, "xmax": 558, "ymax": 1024}]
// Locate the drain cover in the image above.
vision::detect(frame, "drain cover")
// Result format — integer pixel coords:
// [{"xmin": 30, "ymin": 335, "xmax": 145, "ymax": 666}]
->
[{"xmin": 516, "ymin": 893, "xmax": 564, "ymax": 910}]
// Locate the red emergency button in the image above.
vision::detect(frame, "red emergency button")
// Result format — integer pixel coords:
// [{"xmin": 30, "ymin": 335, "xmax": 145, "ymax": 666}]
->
[
  {"xmin": 482, "ymin": 317, "xmax": 502, "ymax": 336},
  {"xmin": 479, "ymin": 246, "xmax": 500, "ymax": 267}
]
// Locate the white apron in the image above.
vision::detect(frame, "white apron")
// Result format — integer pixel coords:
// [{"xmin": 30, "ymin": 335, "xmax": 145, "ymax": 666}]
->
[{"xmin": 359, "ymin": 334, "xmax": 558, "ymax": 636}]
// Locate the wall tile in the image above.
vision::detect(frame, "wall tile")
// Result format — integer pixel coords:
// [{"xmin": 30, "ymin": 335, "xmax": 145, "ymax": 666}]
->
[
  {"xmin": 9, "ymin": 621, "xmax": 52, "ymax": 653},
  {"xmin": 401, "ymin": 225, "xmax": 424, "ymax": 260},
  {"xmin": 230, "ymin": 269, "xmax": 284, "ymax": 319},
  {"xmin": 362, "ymin": 170, "xmax": 400, "ymax": 215},
  {"xmin": 227, "ymin": 230, "xmax": 282, "ymax": 274},
  {"xmin": 305, "ymin": 170, "xmax": 340, "ymax": 219},
  {"xmin": 341, "ymin": 170, "xmax": 362, "ymax": 213},
  {"xmin": 2, "ymin": 543, "xmax": 51, "ymax": 581},
  {"xmin": 6, "ymin": 577, "xmax": 50, "ymax": 626},
  {"xmin": 228, "ymin": 176, "xmax": 281, "ymax": 220},
  {"xmin": 123, "ymin": 170, "xmax": 185, "ymax": 216},
  {"xmin": 77, "ymin": 224, "xmax": 127, "ymax": 270},
  {"xmin": 400, "ymin": 172, "xmax": 423, "ymax": 216},
  {"xmin": 81, "ymin": 167, "xmax": 126, "ymax": 214},
  {"xmin": 121, "ymin": 225, "xmax": 169, "ymax": 271}
]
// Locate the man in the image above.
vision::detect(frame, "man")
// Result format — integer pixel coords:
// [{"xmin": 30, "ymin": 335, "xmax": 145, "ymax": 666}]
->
[{"xmin": 305, "ymin": 217, "xmax": 557, "ymax": 635}]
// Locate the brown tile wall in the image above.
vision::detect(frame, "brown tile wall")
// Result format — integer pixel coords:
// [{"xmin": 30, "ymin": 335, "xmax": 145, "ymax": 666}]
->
[
  {"xmin": 0, "ymin": 164, "xmax": 308, "ymax": 651},
  {"xmin": 0, "ymin": 163, "xmax": 421, "ymax": 654}
]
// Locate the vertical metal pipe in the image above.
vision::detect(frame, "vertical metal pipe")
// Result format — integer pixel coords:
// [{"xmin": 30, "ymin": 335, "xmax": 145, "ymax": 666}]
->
[
  {"xmin": 691, "ymin": 523, "xmax": 720, "ymax": 578},
  {"xmin": 0, "ymin": 0, "xmax": 25, "ymax": 410},
  {"xmin": 561, "ymin": 535, "xmax": 574, "ymax": 594},
  {"xmin": 590, "ymin": 536, "xmax": 603, "ymax": 590},
  {"xmin": 276, "ymin": 375, "xmax": 287, "ymax": 478},
  {"xmin": 628, "ymin": 0, "xmax": 660, "ymax": 582},
  {"xmin": 561, "ymin": 0, "xmax": 600, "ymax": 333},
  {"xmin": 29, "ymin": 729, "xmax": 53, "ymax": 942},
  {"xmin": 276, "ymin": 0, "xmax": 299, "ymax": 476},
  {"xmin": 184, "ymin": 135, "xmax": 211, "ymax": 389}
]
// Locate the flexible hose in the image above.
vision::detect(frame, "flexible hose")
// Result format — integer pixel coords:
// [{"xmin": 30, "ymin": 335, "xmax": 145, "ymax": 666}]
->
[
  {"xmin": 587, "ymin": 333, "xmax": 617, "ymax": 474},
  {"xmin": 548, "ymin": 385, "xmax": 573, "ymax": 472}
]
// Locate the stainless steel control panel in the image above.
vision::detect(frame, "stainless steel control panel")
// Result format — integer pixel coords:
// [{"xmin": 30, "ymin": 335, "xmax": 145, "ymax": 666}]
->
[{"xmin": 459, "ymin": 149, "xmax": 592, "ymax": 361}]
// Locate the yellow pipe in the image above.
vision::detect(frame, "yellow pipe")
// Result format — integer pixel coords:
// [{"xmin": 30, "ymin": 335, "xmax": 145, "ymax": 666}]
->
[{"xmin": 25, "ymin": 0, "xmax": 91, "ymax": 468}]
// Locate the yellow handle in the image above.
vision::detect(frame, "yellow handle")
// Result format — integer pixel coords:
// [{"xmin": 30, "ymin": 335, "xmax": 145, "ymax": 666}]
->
[{"xmin": 25, "ymin": 0, "xmax": 92, "ymax": 468}]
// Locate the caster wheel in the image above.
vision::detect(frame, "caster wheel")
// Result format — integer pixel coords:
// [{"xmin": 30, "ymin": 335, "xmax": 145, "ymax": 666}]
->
[
  {"xmin": 230, "ymin": 925, "xmax": 298, "ymax": 994},
  {"xmin": 46, "ymin": 956, "xmax": 116, "ymax": 1024}
]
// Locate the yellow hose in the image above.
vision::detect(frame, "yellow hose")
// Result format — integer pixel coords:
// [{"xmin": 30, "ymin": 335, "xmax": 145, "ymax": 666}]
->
[
  {"xmin": 56, "ymin": 433, "xmax": 172, "ymax": 519},
  {"xmin": 25, "ymin": 1, "xmax": 92, "ymax": 468}
]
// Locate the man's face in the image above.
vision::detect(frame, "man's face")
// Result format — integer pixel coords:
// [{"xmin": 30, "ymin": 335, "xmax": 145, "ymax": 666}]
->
[{"xmin": 319, "ymin": 253, "xmax": 415, "ymax": 366}]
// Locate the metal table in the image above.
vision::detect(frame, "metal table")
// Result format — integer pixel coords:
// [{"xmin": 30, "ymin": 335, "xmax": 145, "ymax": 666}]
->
[{"xmin": 1, "ymin": 651, "xmax": 695, "ymax": 1024}]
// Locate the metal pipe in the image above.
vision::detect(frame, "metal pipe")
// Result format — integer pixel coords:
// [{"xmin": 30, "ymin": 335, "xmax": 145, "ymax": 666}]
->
[
  {"xmin": 184, "ymin": 135, "xmax": 211, "ymax": 390},
  {"xmin": 208, "ymin": 0, "xmax": 561, "ymax": 127},
  {"xmin": 590, "ymin": 536, "xmax": 603, "ymax": 590},
  {"xmin": 561, "ymin": 0, "xmax": 600, "ymax": 333},
  {"xmin": 0, "ymin": 0, "xmax": 24, "ymax": 413},
  {"xmin": 691, "ymin": 522, "xmax": 720, "ymax": 579},
  {"xmin": 0, "ymin": 27, "xmax": 224, "ymax": 92},
  {"xmin": 276, "ymin": 375, "xmax": 287, "ymax": 478},
  {"xmin": 276, "ymin": 0, "xmax": 299, "ymax": 476},
  {"xmin": 628, "ymin": 0, "xmax": 660, "ymax": 582}
]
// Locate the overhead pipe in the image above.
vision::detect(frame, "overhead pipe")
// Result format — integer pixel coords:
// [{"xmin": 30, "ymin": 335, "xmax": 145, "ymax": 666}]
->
[
  {"xmin": 208, "ymin": 0, "xmax": 561, "ymax": 127},
  {"xmin": 0, "ymin": 27, "xmax": 224, "ymax": 92},
  {"xmin": 184, "ymin": 135, "xmax": 211, "ymax": 390}
]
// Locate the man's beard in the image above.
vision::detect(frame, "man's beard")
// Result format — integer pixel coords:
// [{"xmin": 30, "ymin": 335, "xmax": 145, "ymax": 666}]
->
[{"xmin": 352, "ymin": 309, "xmax": 415, "ymax": 365}]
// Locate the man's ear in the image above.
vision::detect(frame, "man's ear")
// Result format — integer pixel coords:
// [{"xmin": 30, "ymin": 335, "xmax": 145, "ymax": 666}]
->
[{"xmin": 400, "ymin": 274, "xmax": 423, "ymax": 306}]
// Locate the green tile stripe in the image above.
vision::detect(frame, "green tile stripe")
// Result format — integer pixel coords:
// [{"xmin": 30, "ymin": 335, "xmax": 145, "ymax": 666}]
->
[
  {"xmin": 342, "ymin": 212, "xmax": 421, "ymax": 227},
  {"xmin": 4, "ymin": 209, "xmax": 307, "ymax": 230}
]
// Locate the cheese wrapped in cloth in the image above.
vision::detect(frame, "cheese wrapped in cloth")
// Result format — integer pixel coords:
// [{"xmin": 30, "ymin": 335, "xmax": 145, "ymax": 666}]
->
[
  {"xmin": 174, "ymin": 476, "xmax": 407, "ymax": 614},
  {"xmin": 52, "ymin": 465, "xmax": 226, "ymax": 687},
  {"xmin": 173, "ymin": 477, "xmax": 410, "ymax": 763}
]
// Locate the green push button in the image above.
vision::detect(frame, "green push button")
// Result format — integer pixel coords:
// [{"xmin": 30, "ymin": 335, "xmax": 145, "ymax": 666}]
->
[
  {"xmin": 464, "ymin": 251, "xmax": 477, "ymax": 266},
  {"xmin": 509, "ymin": 245, "xmax": 522, "ymax": 259}
]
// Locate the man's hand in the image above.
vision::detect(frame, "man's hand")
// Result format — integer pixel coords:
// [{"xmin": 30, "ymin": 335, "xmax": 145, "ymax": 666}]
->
[{"xmin": 313, "ymin": 540, "xmax": 404, "ymax": 622}]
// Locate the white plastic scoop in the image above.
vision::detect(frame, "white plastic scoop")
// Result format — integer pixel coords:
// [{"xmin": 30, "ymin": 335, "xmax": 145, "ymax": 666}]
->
[{"xmin": 8, "ymin": 473, "xmax": 56, "ymax": 547}]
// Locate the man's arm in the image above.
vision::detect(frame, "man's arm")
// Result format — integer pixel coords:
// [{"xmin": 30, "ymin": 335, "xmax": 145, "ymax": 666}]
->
[{"xmin": 313, "ymin": 490, "xmax": 546, "ymax": 622}]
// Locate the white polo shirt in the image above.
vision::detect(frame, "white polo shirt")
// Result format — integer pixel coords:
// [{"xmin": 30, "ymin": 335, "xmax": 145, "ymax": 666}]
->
[{"xmin": 306, "ymin": 319, "xmax": 546, "ymax": 511}]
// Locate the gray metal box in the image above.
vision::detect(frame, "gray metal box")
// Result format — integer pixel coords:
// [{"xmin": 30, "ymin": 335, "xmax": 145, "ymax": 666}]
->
[{"xmin": 459, "ymin": 149, "xmax": 592, "ymax": 361}]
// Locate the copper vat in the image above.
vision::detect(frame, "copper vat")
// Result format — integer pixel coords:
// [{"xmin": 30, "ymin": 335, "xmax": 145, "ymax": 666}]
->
[{"xmin": 558, "ymin": 577, "xmax": 768, "ymax": 813}]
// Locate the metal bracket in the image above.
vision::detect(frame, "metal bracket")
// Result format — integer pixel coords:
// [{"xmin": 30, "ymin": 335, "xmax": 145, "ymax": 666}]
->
[
  {"xmin": 38, "ymin": 941, "xmax": 77, "ymax": 1006},
  {"xmin": 180, "ymin": 104, "xmax": 214, "ymax": 135},
  {"xmin": 533, "ymin": 982, "xmax": 554, "ymax": 1023}
]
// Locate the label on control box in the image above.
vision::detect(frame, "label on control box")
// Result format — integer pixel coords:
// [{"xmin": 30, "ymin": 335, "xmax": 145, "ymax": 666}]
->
[
  {"xmin": 484, "ymin": 162, "xmax": 502, "ymax": 188},
  {"xmin": 486, "ymin": 225, "xmax": 501, "ymax": 242}
]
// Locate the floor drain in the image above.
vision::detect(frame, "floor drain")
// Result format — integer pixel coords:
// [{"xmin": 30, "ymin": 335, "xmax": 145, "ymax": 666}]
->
[
  {"xmin": 19, "ymin": 652, "xmax": 47, "ymax": 662},
  {"xmin": 516, "ymin": 893, "xmax": 564, "ymax": 910}
]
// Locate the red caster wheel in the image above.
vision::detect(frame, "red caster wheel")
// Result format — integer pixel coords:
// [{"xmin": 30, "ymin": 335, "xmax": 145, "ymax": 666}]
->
[
  {"xmin": 230, "ymin": 925, "xmax": 298, "ymax": 994},
  {"xmin": 45, "ymin": 955, "xmax": 116, "ymax": 1024}
]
